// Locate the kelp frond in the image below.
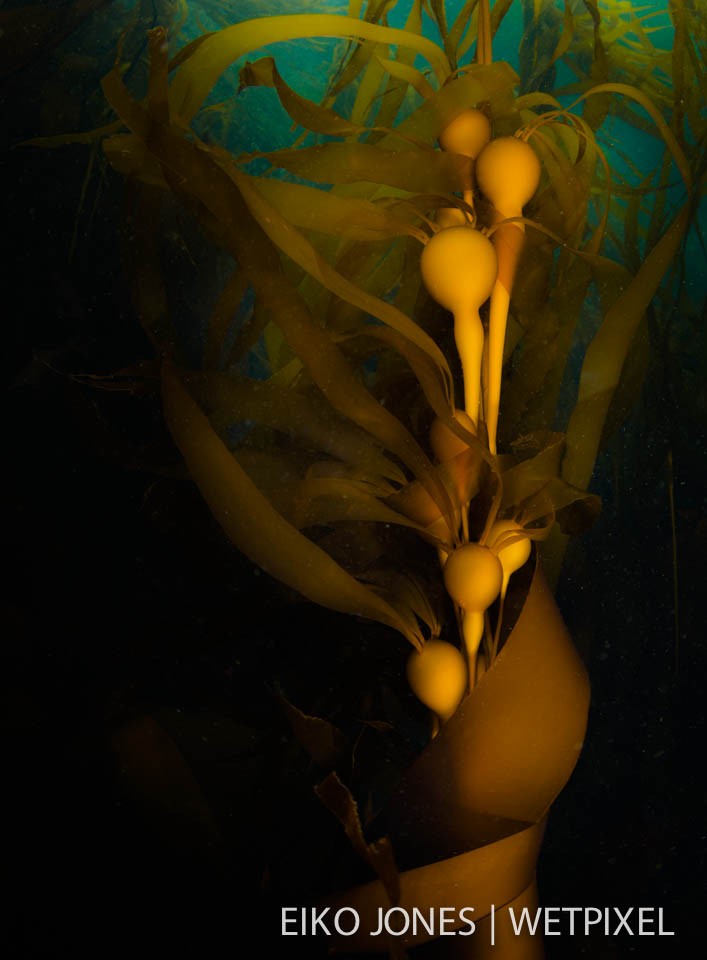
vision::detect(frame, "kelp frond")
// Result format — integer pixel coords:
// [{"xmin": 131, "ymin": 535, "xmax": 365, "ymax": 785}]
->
[{"xmin": 33, "ymin": 1, "xmax": 695, "ymax": 650}]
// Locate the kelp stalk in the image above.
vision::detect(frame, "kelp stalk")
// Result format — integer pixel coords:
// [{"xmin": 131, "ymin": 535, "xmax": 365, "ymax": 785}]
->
[{"xmin": 476, "ymin": 135, "xmax": 542, "ymax": 454}]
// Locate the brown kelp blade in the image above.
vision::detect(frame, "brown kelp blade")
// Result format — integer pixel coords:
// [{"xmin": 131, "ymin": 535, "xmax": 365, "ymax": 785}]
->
[
  {"xmin": 238, "ymin": 56, "xmax": 366, "ymax": 138},
  {"xmin": 320, "ymin": 559, "xmax": 589, "ymax": 951},
  {"xmin": 186, "ymin": 371, "xmax": 406, "ymax": 484},
  {"xmin": 100, "ymin": 61, "xmax": 457, "ymax": 528},
  {"xmin": 248, "ymin": 140, "xmax": 471, "ymax": 197},
  {"xmin": 244, "ymin": 178, "xmax": 422, "ymax": 243},
  {"xmin": 168, "ymin": 14, "xmax": 452, "ymax": 124},
  {"xmin": 563, "ymin": 203, "xmax": 690, "ymax": 492},
  {"xmin": 162, "ymin": 362, "xmax": 423, "ymax": 648}
]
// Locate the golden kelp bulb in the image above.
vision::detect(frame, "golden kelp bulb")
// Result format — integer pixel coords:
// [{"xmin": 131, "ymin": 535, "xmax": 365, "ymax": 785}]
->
[
  {"xmin": 438, "ymin": 108, "xmax": 491, "ymax": 209},
  {"xmin": 429, "ymin": 408, "xmax": 476, "ymax": 462},
  {"xmin": 420, "ymin": 227, "xmax": 497, "ymax": 314},
  {"xmin": 489, "ymin": 519, "xmax": 531, "ymax": 583},
  {"xmin": 406, "ymin": 639, "xmax": 467, "ymax": 724},
  {"xmin": 436, "ymin": 206, "xmax": 468, "ymax": 228},
  {"xmin": 474, "ymin": 137, "xmax": 542, "ymax": 456},
  {"xmin": 443, "ymin": 542, "xmax": 503, "ymax": 612},
  {"xmin": 443, "ymin": 543, "xmax": 503, "ymax": 688},
  {"xmin": 475, "ymin": 136, "xmax": 541, "ymax": 219},
  {"xmin": 420, "ymin": 227, "xmax": 497, "ymax": 426},
  {"xmin": 438, "ymin": 109, "xmax": 492, "ymax": 160}
]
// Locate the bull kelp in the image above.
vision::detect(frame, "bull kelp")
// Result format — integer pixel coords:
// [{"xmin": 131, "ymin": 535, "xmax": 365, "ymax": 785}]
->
[{"xmin": 18, "ymin": 0, "xmax": 703, "ymax": 955}]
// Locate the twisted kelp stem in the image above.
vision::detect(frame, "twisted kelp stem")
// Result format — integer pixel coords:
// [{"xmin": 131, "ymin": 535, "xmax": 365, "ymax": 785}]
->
[{"xmin": 321, "ymin": 558, "xmax": 589, "ymax": 955}]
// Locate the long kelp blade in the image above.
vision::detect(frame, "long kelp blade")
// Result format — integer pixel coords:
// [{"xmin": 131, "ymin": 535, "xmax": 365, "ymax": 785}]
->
[
  {"xmin": 238, "ymin": 56, "xmax": 365, "ymax": 138},
  {"xmin": 228, "ymin": 168, "xmax": 454, "ymax": 390},
  {"xmin": 252, "ymin": 141, "xmax": 470, "ymax": 195},
  {"xmin": 295, "ymin": 479, "xmax": 432, "ymax": 536},
  {"xmin": 101, "ymin": 56, "xmax": 457, "ymax": 531},
  {"xmin": 169, "ymin": 15, "xmax": 452, "ymax": 123},
  {"xmin": 186, "ymin": 371, "xmax": 406, "ymax": 484},
  {"xmin": 563, "ymin": 204, "xmax": 690, "ymax": 491},
  {"xmin": 248, "ymin": 178, "xmax": 420, "ymax": 242},
  {"xmin": 162, "ymin": 363, "xmax": 422, "ymax": 647}
]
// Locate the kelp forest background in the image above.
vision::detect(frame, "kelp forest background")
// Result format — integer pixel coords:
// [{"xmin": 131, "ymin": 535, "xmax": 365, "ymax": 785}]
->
[{"xmin": 2, "ymin": 0, "xmax": 706, "ymax": 957}]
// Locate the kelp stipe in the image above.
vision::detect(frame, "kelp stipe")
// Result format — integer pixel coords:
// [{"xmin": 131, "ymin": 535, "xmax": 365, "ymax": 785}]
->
[{"xmin": 35, "ymin": 0, "xmax": 694, "ymax": 954}]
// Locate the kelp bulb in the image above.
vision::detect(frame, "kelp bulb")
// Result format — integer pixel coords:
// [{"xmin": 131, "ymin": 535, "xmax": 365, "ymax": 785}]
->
[
  {"xmin": 406, "ymin": 639, "xmax": 467, "ymax": 723},
  {"xmin": 475, "ymin": 136, "xmax": 541, "ymax": 218},
  {"xmin": 489, "ymin": 520, "xmax": 531, "ymax": 577},
  {"xmin": 429, "ymin": 409, "xmax": 476, "ymax": 462},
  {"xmin": 436, "ymin": 206, "xmax": 468, "ymax": 228},
  {"xmin": 443, "ymin": 543, "xmax": 503, "ymax": 612},
  {"xmin": 420, "ymin": 226, "xmax": 497, "ymax": 315},
  {"xmin": 438, "ymin": 109, "xmax": 492, "ymax": 160}
]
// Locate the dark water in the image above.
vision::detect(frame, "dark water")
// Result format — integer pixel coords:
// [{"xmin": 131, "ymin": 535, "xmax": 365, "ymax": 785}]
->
[{"xmin": 2, "ymin": 2, "xmax": 705, "ymax": 957}]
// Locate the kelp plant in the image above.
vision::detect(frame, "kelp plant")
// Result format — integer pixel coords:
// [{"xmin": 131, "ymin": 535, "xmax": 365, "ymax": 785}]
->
[{"xmin": 49, "ymin": 0, "xmax": 693, "ymax": 954}]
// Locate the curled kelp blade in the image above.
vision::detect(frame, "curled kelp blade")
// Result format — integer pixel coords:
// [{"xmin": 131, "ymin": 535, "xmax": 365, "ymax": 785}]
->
[
  {"xmin": 294, "ymin": 481, "xmax": 434, "ymax": 538},
  {"xmin": 337, "ymin": 325, "xmax": 500, "ymax": 481},
  {"xmin": 202, "ymin": 268, "xmax": 251, "ymax": 370},
  {"xmin": 276, "ymin": 691, "xmax": 343, "ymax": 769},
  {"xmin": 318, "ymin": 558, "xmax": 589, "ymax": 950},
  {"xmin": 323, "ymin": 0, "xmax": 425, "ymax": 114},
  {"xmin": 185, "ymin": 371, "xmax": 406, "ymax": 485},
  {"xmin": 436, "ymin": 566, "xmax": 587, "ymax": 796},
  {"xmin": 362, "ymin": 569, "xmax": 442, "ymax": 639},
  {"xmin": 298, "ymin": 463, "xmax": 398, "ymax": 508},
  {"xmin": 246, "ymin": 178, "xmax": 422, "ymax": 243},
  {"xmin": 238, "ymin": 56, "xmax": 366, "ymax": 138},
  {"xmin": 336, "ymin": 326, "xmax": 453, "ymax": 424},
  {"xmin": 316, "ymin": 772, "xmax": 401, "ymax": 909},
  {"xmin": 100, "ymin": 61, "xmax": 457, "ymax": 530},
  {"xmin": 162, "ymin": 362, "xmax": 423, "ymax": 649},
  {"xmin": 499, "ymin": 431, "xmax": 566, "ymax": 511},
  {"xmin": 563, "ymin": 203, "xmax": 690, "ymax": 492},
  {"xmin": 224, "ymin": 168, "xmax": 454, "ymax": 405},
  {"xmin": 376, "ymin": 55, "xmax": 435, "ymax": 102},
  {"xmin": 252, "ymin": 140, "xmax": 471, "ymax": 195},
  {"xmin": 517, "ymin": 477, "xmax": 601, "ymax": 535},
  {"xmin": 571, "ymin": 82, "xmax": 692, "ymax": 193},
  {"xmin": 377, "ymin": 63, "xmax": 520, "ymax": 147},
  {"xmin": 168, "ymin": 14, "xmax": 453, "ymax": 124}
]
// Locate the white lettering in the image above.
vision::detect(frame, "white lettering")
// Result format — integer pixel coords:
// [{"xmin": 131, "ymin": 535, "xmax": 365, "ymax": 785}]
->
[
  {"xmin": 384, "ymin": 908, "xmax": 410, "ymax": 936},
  {"xmin": 613, "ymin": 907, "xmax": 634, "ymax": 935},
  {"xmin": 638, "ymin": 907, "xmax": 654, "ymax": 935},
  {"xmin": 411, "ymin": 908, "xmax": 435, "ymax": 936},
  {"xmin": 282, "ymin": 908, "xmax": 298, "ymax": 935},
  {"xmin": 334, "ymin": 908, "xmax": 359, "ymax": 936},
  {"xmin": 544, "ymin": 907, "xmax": 561, "ymax": 935},
  {"xmin": 370, "ymin": 908, "xmax": 384, "ymax": 937},
  {"xmin": 563, "ymin": 906, "xmax": 582, "ymax": 935},
  {"xmin": 439, "ymin": 906, "xmax": 457, "ymax": 935},
  {"xmin": 311, "ymin": 907, "xmax": 331, "ymax": 935},
  {"xmin": 458, "ymin": 907, "xmax": 476, "ymax": 936},
  {"xmin": 509, "ymin": 907, "xmax": 542, "ymax": 936}
]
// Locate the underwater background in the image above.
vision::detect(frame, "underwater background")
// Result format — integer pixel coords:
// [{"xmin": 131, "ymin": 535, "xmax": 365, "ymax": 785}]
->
[{"xmin": 2, "ymin": 1, "xmax": 706, "ymax": 957}]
